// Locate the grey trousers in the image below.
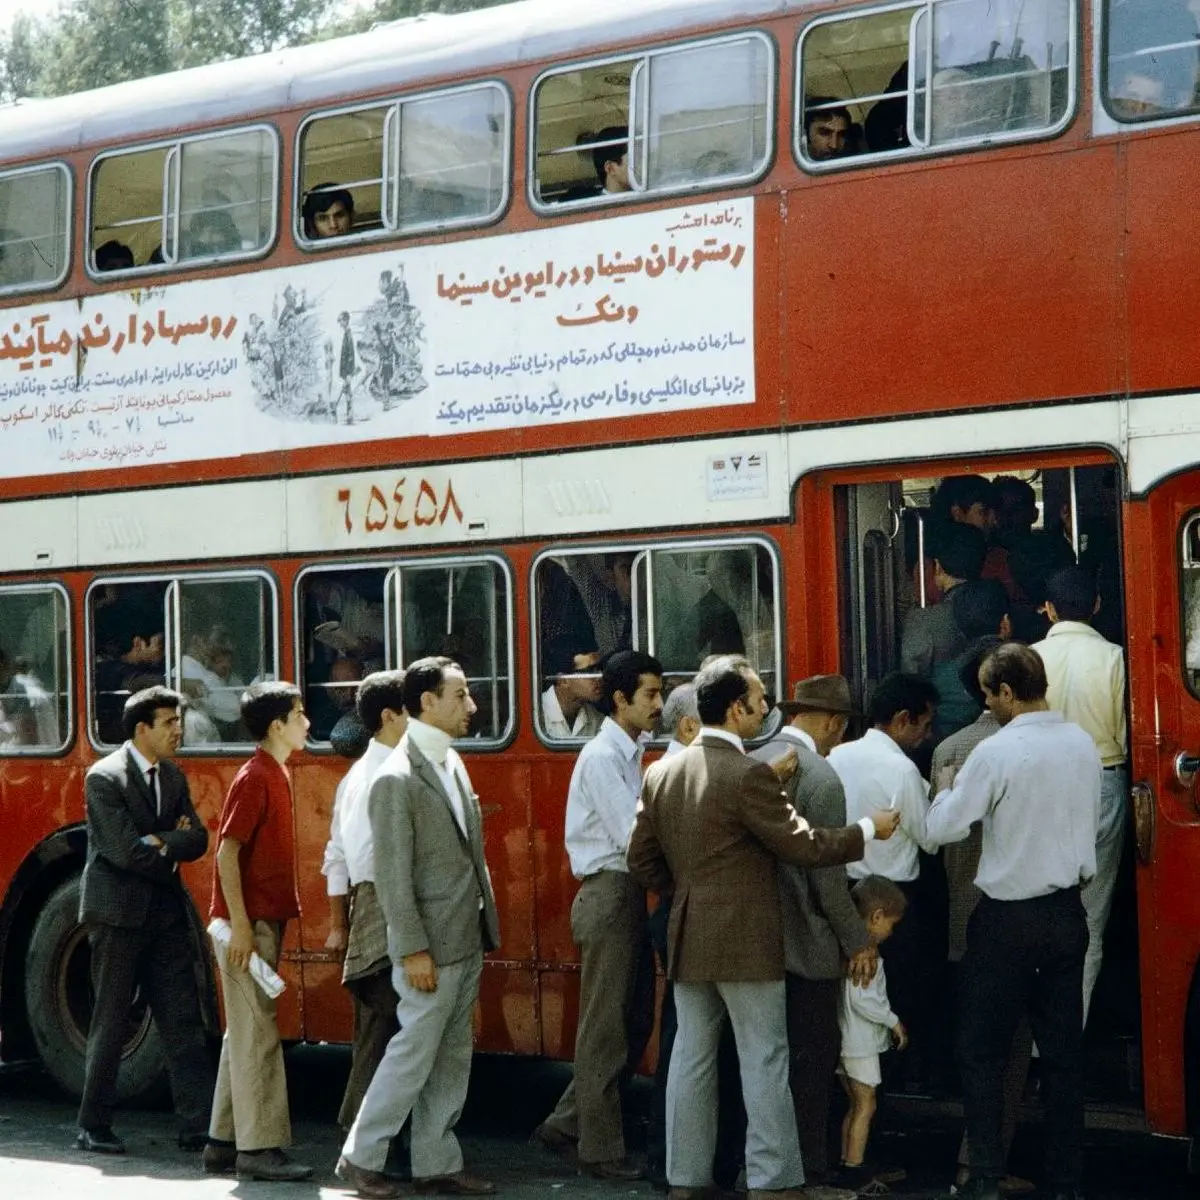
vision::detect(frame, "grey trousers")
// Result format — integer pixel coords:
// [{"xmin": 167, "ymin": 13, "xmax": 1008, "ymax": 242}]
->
[
  {"xmin": 668, "ymin": 979, "xmax": 803, "ymax": 1191},
  {"xmin": 341, "ymin": 950, "xmax": 482, "ymax": 1176},
  {"xmin": 1082, "ymin": 765, "xmax": 1127, "ymax": 1025}
]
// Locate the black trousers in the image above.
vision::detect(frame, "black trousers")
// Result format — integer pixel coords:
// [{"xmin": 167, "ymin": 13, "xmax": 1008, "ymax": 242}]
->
[
  {"xmin": 78, "ymin": 914, "xmax": 214, "ymax": 1132},
  {"xmin": 878, "ymin": 878, "xmax": 930, "ymax": 1077},
  {"xmin": 957, "ymin": 888, "xmax": 1088, "ymax": 1191},
  {"xmin": 338, "ymin": 965, "xmax": 401, "ymax": 1130},
  {"xmin": 785, "ymin": 974, "xmax": 841, "ymax": 1179}
]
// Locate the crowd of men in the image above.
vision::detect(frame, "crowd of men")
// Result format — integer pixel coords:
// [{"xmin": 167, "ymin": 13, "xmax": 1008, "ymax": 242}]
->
[{"xmin": 72, "ymin": 471, "xmax": 1121, "ymax": 1200}]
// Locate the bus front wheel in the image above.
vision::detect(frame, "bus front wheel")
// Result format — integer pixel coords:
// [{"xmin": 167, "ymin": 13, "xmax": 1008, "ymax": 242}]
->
[{"xmin": 24, "ymin": 875, "xmax": 168, "ymax": 1104}]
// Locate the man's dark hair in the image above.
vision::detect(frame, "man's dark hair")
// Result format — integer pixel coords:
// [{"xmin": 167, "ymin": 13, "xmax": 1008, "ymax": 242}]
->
[
  {"xmin": 302, "ymin": 182, "xmax": 355, "ymax": 236},
  {"xmin": 992, "ymin": 475, "xmax": 1038, "ymax": 534},
  {"xmin": 951, "ymin": 579, "xmax": 1010, "ymax": 639},
  {"xmin": 403, "ymin": 656, "xmax": 456, "ymax": 718},
  {"xmin": 1045, "ymin": 565, "xmax": 1098, "ymax": 623},
  {"xmin": 979, "ymin": 641, "xmax": 1048, "ymax": 702},
  {"xmin": 241, "ymin": 680, "xmax": 303, "ymax": 741},
  {"xmin": 122, "ymin": 685, "xmax": 182, "ymax": 740},
  {"xmin": 1007, "ymin": 531, "xmax": 1076, "ymax": 606},
  {"xmin": 957, "ymin": 636, "xmax": 1003, "ymax": 708},
  {"xmin": 867, "ymin": 672, "xmax": 939, "ymax": 728},
  {"xmin": 187, "ymin": 208, "xmax": 241, "ymax": 254},
  {"xmin": 695, "ymin": 654, "xmax": 755, "ymax": 725},
  {"xmin": 931, "ymin": 521, "xmax": 987, "ymax": 581},
  {"xmin": 601, "ymin": 650, "xmax": 663, "ymax": 712},
  {"xmin": 356, "ymin": 669, "xmax": 407, "ymax": 734},
  {"xmin": 932, "ymin": 474, "xmax": 996, "ymax": 524},
  {"xmin": 851, "ymin": 874, "xmax": 908, "ymax": 919},
  {"xmin": 591, "ymin": 126, "xmax": 628, "ymax": 183},
  {"xmin": 94, "ymin": 239, "xmax": 134, "ymax": 272},
  {"xmin": 804, "ymin": 95, "xmax": 852, "ymax": 133}
]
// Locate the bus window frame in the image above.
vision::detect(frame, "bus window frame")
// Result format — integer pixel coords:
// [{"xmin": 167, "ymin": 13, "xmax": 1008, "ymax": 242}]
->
[
  {"xmin": 293, "ymin": 79, "xmax": 513, "ymax": 252},
  {"xmin": 1096, "ymin": 0, "xmax": 1200, "ymax": 129},
  {"xmin": 294, "ymin": 553, "xmax": 516, "ymax": 752},
  {"xmin": 793, "ymin": 0, "xmax": 1080, "ymax": 174},
  {"xmin": 84, "ymin": 122, "xmax": 281, "ymax": 282},
  {"xmin": 0, "ymin": 161, "xmax": 73, "ymax": 299},
  {"xmin": 85, "ymin": 568, "xmax": 280, "ymax": 754},
  {"xmin": 530, "ymin": 535, "xmax": 783, "ymax": 749},
  {"xmin": 526, "ymin": 28, "xmax": 778, "ymax": 218},
  {"xmin": 1181, "ymin": 510, "xmax": 1200, "ymax": 701},
  {"xmin": 0, "ymin": 580, "xmax": 72, "ymax": 758}
]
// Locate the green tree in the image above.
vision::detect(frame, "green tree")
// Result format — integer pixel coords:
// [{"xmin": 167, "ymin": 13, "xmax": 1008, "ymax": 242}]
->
[
  {"xmin": 170, "ymin": 0, "xmax": 336, "ymax": 69},
  {"xmin": 327, "ymin": 0, "xmax": 509, "ymax": 38}
]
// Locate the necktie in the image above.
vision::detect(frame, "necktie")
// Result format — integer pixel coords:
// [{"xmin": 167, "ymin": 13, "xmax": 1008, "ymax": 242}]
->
[{"xmin": 147, "ymin": 765, "xmax": 159, "ymax": 817}]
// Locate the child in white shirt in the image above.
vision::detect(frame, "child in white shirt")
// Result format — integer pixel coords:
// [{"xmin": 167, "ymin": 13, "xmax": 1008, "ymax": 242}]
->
[{"xmin": 838, "ymin": 875, "xmax": 908, "ymax": 1191}]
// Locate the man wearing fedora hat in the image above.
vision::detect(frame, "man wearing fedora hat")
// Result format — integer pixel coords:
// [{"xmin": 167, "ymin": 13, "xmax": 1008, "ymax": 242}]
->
[{"xmin": 753, "ymin": 676, "xmax": 880, "ymax": 1188}]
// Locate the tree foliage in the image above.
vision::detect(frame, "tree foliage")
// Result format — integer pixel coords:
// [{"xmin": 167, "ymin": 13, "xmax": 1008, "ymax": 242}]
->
[{"xmin": 0, "ymin": 0, "xmax": 506, "ymax": 102}]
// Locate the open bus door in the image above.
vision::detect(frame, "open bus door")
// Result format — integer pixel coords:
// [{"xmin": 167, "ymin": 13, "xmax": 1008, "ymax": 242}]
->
[{"xmin": 1125, "ymin": 475, "xmax": 1200, "ymax": 1147}]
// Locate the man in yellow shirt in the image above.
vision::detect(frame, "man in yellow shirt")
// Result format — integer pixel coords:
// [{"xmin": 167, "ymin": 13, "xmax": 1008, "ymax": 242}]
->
[{"xmin": 1032, "ymin": 566, "xmax": 1127, "ymax": 1024}]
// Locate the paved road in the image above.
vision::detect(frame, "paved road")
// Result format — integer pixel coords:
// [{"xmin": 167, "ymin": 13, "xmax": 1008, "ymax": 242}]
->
[{"xmin": 0, "ymin": 1048, "xmax": 1194, "ymax": 1199}]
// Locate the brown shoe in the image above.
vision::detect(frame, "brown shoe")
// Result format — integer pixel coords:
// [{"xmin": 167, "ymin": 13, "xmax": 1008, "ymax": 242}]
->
[
  {"xmin": 529, "ymin": 1122, "xmax": 576, "ymax": 1154},
  {"xmin": 586, "ymin": 1159, "xmax": 643, "ymax": 1181},
  {"xmin": 201, "ymin": 1140, "xmax": 237, "ymax": 1175},
  {"xmin": 235, "ymin": 1148, "xmax": 314, "ymax": 1182},
  {"xmin": 414, "ymin": 1172, "xmax": 496, "ymax": 1195},
  {"xmin": 337, "ymin": 1155, "xmax": 407, "ymax": 1198}
]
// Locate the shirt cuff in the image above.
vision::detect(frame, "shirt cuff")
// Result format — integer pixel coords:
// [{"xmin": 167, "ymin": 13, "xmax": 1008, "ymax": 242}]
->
[{"xmin": 857, "ymin": 816, "xmax": 876, "ymax": 842}]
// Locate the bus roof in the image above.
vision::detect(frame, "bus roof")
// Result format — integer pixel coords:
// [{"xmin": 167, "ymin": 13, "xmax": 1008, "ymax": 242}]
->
[{"xmin": 2, "ymin": 0, "xmax": 815, "ymax": 163}]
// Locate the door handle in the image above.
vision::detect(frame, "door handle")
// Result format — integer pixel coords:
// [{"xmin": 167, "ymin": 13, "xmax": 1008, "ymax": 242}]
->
[{"xmin": 1175, "ymin": 753, "xmax": 1200, "ymax": 790}]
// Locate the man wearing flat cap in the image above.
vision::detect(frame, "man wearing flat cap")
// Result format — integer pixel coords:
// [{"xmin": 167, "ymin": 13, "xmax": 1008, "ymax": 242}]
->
[{"xmin": 752, "ymin": 675, "xmax": 876, "ymax": 1188}]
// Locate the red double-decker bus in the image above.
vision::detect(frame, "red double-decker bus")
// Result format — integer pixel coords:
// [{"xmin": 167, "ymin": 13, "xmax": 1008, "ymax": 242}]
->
[{"xmin": 1, "ymin": 0, "xmax": 1200, "ymax": 1162}]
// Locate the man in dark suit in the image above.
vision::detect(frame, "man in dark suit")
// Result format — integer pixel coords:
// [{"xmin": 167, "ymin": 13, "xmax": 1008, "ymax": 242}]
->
[
  {"xmin": 753, "ymin": 676, "xmax": 878, "ymax": 1189},
  {"xmin": 628, "ymin": 656, "xmax": 901, "ymax": 1199},
  {"xmin": 77, "ymin": 686, "xmax": 213, "ymax": 1155}
]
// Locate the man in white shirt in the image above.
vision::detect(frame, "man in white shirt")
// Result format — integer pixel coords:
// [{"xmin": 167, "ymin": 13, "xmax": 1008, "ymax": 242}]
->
[
  {"xmin": 829, "ymin": 672, "xmax": 939, "ymax": 1084},
  {"xmin": 321, "ymin": 670, "xmax": 408, "ymax": 1132},
  {"xmin": 1032, "ymin": 565, "xmax": 1127, "ymax": 1024},
  {"xmin": 532, "ymin": 651, "xmax": 664, "ymax": 1178},
  {"xmin": 540, "ymin": 644, "xmax": 604, "ymax": 740},
  {"xmin": 927, "ymin": 643, "xmax": 1100, "ymax": 1200}
]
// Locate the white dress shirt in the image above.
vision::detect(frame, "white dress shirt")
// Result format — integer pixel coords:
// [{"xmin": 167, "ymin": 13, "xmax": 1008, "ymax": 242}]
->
[
  {"xmin": 776, "ymin": 724, "xmax": 818, "ymax": 754},
  {"xmin": 541, "ymin": 684, "xmax": 605, "ymax": 740},
  {"xmin": 564, "ymin": 716, "xmax": 644, "ymax": 879},
  {"xmin": 323, "ymin": 737, "xmax": 394, "ymax": 892},
  {"xmin": 926, "ymin": 710, "xmax": 1101, "ymax": 901},
  {"xmin": 830, "ymin": 728, "xmax": 932, "ymax": 881},
  {"xmin": 663, "ymin": 738, "xmax": 688, "ymax": 758},
  {"xmin": 1032, "ymin": 621, "xmax": 1127, "ymax": 766},
  {"xmin": 839, "ymin": 959, "xmax": 900, "ymax": 1057}
]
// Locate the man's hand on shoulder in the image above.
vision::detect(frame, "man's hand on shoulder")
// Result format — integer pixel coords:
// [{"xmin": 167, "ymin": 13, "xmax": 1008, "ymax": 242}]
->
[
  {"xmin": 869, "ymin": 809, "xmax": 902, "ymax": 840},
  {"xmin": 770, "ymin": 748, "xmax": 798, "ymax": 784},
  {"xmin": 847, "ymin": 944, "xmax": 879, "ymax": 988},
  {"xmin": 403, "ymin": 950, "xmax": 438, "ymax": 993}
]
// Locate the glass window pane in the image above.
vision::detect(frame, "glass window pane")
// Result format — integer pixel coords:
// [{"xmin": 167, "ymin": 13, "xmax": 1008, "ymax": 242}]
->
[
  {"xmin": 398, "ymin": 87, "xmax": 507, "ymax": 229},
  {"xmin": 179, "ymin": 129, "xmax": 275, "ymax": 261},
  {"xmin": 914, "ymin": 0, "xmax": 1072, "ymax": 145},
  {"xmin": 91, "ymin": 581, "xmax": 169, "ymax": 745},
  {"xmin": 533, "ymin": 60, "xmax": 635, "ymax": 204},
  {"xmin": 299, "ymin": 568, "xmax": 388, "ymax": 744},
  {"xmin": 1184, "ymin": 516, "xmax": 1200, "ymax": 696},
  {"xmin": 641, "ymin": 38, "xmax": 771, "ymax": 189},
  {"xmin": 0, "ymin": 166, "xmax": 69, "ymax": 292},
  {"xmin": 398, "ymin": 561, "xmax": 511, "ymax": 742},
  {"xmin": 299, "ymin": 106, "xmax": 387, "ymax": 240},
  {"xmin": 0, "ymin": 588, "xmax": 68, "ymax": 752},
  {"xmin": 174, "ymin": 577, "xmax": 276, "ymax": 748},
  {"xmin": 91, "ymin": 147, "xmax": 168, "ymax": 271},
  {"xmin": 800, "ymin": 7, "xmax": 920, "ymax": 160},
  {"xmin": 1105, "ymin": 0, "xmax": 1200, "ymax": 121}
]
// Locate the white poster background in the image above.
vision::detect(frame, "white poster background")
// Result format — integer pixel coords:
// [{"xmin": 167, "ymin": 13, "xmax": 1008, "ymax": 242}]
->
[{"xmin": 0, "ymin": 199, "xmax": 754, "ymax": 478}]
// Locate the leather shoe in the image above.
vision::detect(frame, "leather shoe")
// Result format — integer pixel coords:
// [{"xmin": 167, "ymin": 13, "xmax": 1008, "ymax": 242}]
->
[
  {"xmin": 76, "ymin": 1126, "xmax": 126, "ymax": 1155},
  {"xmin": 529, "ymin": 1122, "xmax": 576, "ymax": 1154},
  {"xmin": 202, "ymin": 1140, "xmax": 237, "ymax": 1175},
  {"xmin": 414, "ymin": 1172, "xmax": 496, "ymax": 1195},
  {"xmin": 585, "ymin": 1158, "xmax": 643, "ymax": 1181},
  {"xmin": 236, "ymin": 1148, "xmax": 314, "ymax": 1181},
  {"xmin": 337, "ymin": 1155, "xmax": 407, "ymax": 1198},
  {"xmin": 177, "ymin": 1130, "xmax": 209, "ymax": 1152}
]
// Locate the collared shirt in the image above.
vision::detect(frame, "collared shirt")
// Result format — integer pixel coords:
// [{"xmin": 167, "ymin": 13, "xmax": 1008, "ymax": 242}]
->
[
  {"xmin": 322, "ymin": 737, "xmax": 394, "ymax": 893},
  {"xmin": 700, "ymin": 726, "xmax": 744, "ymax": 753},
  {"xmin": 1032, "ymin": 621, "xmax": 1127, "ymax": 766},
  {"xmin": 541, "ymin": 684, "xmax": 604, "ymax": 740},
  {"xmin": 663, "ymin": 738, "xmax": 687, "ymax": 758},
  {"xmin": 127, "ymin": 741, "xmax": 159, "ymax": 813},
  {"xmin": 564, "ymin": 716, "xmax": 644, "ymax": 879},
  {"xmin": 830, "ymin": 728, "xmax": 933, "ymax": 881},
  {"xmin": 775, "ymin": 724, "xmax": 818, "ymax": 755},
  {"xmin": 927, "ymin": 710, "xmax": 1100, "ymax": 901}
]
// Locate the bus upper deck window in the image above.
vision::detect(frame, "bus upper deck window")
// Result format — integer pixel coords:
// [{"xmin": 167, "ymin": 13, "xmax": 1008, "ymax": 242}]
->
[
  {"xmin": 531, "ymin": 33, "xmax": 772, "ymax": 209},
  {"xmin": 0, "ymin": 165, "xmax": 70, "ymax": 296},
  {"xmin": 1103, "ymin": 0, "xmax": 1200, "ymax": 122},
  {"xmin": 89, "ymin": 126, "xmax": 277, "ymax": 275},
  {"xmin": 797, "ymin": 0, "xmax": 1074, "ymax": 169},
  {"xmin": 298, "ymin": 84, "xmax": 509, "ymax": 246}
]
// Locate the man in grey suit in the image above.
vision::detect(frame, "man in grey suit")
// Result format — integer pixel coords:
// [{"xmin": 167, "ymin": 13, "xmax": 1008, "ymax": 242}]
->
[
  {"xmin": 752, "ymin": 676, "xmax": 877, "ymax": 1189},
  {"xmin": 337, "ymin": 657, "xmax": 500, "ymax": 1200},
  {"xmin": 77, "ymin": 686, "xmax": 213, "ymax": 1155}
]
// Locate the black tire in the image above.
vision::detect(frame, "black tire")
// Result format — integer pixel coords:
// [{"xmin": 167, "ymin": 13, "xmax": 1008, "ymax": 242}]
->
[{"xmin": 24, "ymin": 875, "xmax": 168, "ymax": 1105}]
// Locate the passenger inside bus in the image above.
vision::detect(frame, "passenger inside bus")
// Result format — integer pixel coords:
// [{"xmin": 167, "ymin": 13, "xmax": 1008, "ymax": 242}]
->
[
  {"xmin": 803, "ymin": 97, "xmax": 855, "ymax": 161},
  {"xmin": 92, "ymin": 593, "xmax": 166, "ymax": 744},
  {"xmin": 0, "ymin": 645, "xmax": 50, "ymax": 748},
  {"xmin": 1106, "ymin": 0, "xmax": 1200, "ymax": 118},
  {"xmin": 558, "ymin": 126, "xmax": 632, "ymax": 202},
  {"xmin": 181, "ymin": 625, "xmax": 248, "ymax": 741},
  {"xmin": 184, "ymin": 208, "xmax": 242, "ymax": 259},
  {"xmin": 94, "ymin": 239, "xmax": 135, "ymax": 272},
  {"xmin": 302, "ymin": 182, "xmax": 356, "ymax": 239},
  {"xmin": 540, "ymin": 643, "xmax": 604, "ymax": 741}
]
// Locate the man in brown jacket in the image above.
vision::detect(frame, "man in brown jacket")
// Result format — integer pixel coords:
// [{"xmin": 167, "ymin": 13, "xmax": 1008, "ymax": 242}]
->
[{"xmin": 628, "ymin": 656, "xmax": 901, "ymax": 1199}]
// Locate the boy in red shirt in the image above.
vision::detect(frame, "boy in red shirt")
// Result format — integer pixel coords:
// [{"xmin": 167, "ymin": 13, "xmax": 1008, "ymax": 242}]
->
[{"xmin": 203, "ymin": 682, "xmax": 312, "ymax": 1182}]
